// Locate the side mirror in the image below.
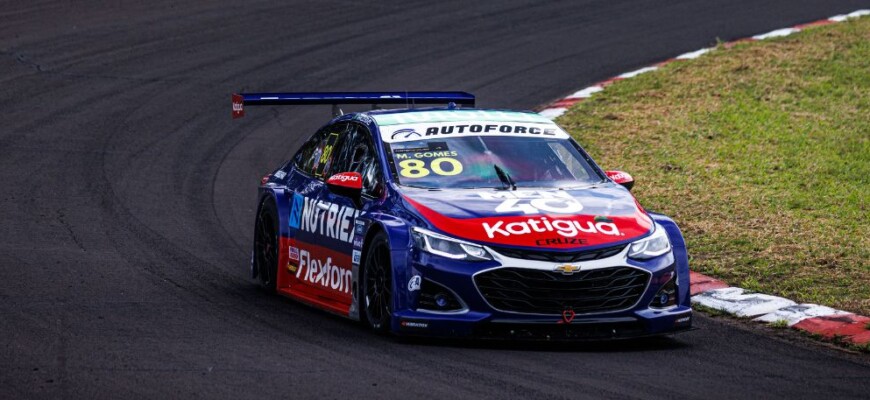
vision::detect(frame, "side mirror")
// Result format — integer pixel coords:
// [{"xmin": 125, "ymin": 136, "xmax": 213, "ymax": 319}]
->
[
  {"xmin": 326, "ymin": 172, "xmax": 363, "ymax": 206},
  {"xmin": 605, "ymin": 170, "xmax": 634, "ymax": 191}
]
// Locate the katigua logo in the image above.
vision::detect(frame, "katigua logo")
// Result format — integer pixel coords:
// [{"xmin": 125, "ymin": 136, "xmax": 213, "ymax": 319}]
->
[
  {"xmin": 332, "ymin": 174, "xmax": 359, "ymax": 182},
  {"xmin": 482, "ymin": 216, "xmax": 621, "ymax": 239}
]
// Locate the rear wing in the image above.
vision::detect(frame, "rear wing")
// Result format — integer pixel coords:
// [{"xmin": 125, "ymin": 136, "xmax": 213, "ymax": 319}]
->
[{"xmin": 231, "ymin": 91, "xmax": 475, "ymax": 119}]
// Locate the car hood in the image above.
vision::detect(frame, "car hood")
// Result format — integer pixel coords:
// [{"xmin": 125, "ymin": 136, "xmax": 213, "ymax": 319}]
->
[{"xmin": 400, "ymin": 185, "xmax": 653, "ymax": 250}]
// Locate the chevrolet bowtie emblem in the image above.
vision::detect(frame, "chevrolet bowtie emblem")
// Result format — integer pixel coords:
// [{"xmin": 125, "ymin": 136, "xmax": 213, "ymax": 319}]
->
[{"xmin": 554, "ymin": 264, "xmax": 581, "ymax": 275}]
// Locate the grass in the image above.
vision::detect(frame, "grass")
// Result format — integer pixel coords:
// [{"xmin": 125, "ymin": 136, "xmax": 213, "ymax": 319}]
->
[
  {"xmin": 559, "ymin": 18, "xmax": 870, "ymax": 315},
  {"xmin": 770, "ymin": 320, "xmax": 789, "ymax": 329},
  {"xmin": 691, "ymin": 303, "xmax": 729, "ymax": 317}
]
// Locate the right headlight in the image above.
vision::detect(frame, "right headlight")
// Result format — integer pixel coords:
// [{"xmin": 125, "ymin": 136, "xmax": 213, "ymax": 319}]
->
[
  {"xmin": 411, "ymin": 227, "xmax": 492, "ymax": 261},
  {"xmin": 627, "ymin": 224, "xmax": 671, "ymax": 260}
]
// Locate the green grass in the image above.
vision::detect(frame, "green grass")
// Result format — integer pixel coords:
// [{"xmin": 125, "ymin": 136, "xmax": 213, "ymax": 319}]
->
[
  {"xmin": 559, "ymin": 18, "xmax": 870, "ymax": 315},
  {"xmin": 691, "ymin": 303, "xmax": 729, "ymax": 317},
  {"xmin": 770, "ymin": 319, "xmax": 789, "ymax": 329}
]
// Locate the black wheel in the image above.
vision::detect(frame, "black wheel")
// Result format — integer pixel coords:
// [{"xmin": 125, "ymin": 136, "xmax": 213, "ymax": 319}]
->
[
  {"xmin": 254, "ymin": 198, "xmax": 279, "ymax": 293},
  {"xmin": 362, "ymin": 232, "xmax": 392, "ymax": 333}
]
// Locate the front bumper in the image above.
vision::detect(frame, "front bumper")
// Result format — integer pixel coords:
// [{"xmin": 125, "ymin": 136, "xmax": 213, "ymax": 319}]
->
[
  {"xmin": 395, "ymin": 306, "xmax": 693, "ymax": 340},
  {"xmin": 391, "ymin": 244, "xmax": 693, "ymax": 340}
]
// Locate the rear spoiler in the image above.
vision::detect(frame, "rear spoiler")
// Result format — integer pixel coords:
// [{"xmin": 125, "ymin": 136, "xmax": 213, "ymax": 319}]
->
[{"xmin": 231, "ymin": 91, "xmax": 475, "ymax": 119}]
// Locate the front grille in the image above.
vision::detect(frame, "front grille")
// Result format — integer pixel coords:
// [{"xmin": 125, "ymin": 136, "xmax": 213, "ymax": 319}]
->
[
  {"xmin": 488, "ymin": 244, "xmax": 627, "ymax": 263},
  {"xmin": 474, "ymin": 267, "xmax": 650, "ymax": 314}
]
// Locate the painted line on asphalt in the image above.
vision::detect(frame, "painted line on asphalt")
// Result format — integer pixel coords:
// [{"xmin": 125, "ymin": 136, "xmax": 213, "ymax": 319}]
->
[{"xmin": 538, "ymin": 9, "xmax": 870, "ymax": 346}]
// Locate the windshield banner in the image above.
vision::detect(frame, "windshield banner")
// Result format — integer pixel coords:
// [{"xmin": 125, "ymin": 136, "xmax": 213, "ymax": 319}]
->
[{"xmin": 380, "ymin": 121, "xmax": 570, "ymax": 143}]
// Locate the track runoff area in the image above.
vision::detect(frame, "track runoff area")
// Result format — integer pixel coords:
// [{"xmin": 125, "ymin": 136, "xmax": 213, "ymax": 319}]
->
[{"xmin": 537, "ymin": 9, "xmax": 870, "ymax": 349}]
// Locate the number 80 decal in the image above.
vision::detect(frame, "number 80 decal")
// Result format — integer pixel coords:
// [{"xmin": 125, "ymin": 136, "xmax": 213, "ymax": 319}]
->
[{"xmin": 398, "ymin": 157, "xmax": 463, "ymax": 178}]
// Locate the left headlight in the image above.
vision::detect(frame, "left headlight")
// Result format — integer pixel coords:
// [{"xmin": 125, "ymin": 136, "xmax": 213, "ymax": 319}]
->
[
  {"xmin": 628, "ymin": 224, "xmax": 671, "ymax": 260},
  {"xmin": 412, "ymin": 227, "xmax": 492, "ymax": 261}
]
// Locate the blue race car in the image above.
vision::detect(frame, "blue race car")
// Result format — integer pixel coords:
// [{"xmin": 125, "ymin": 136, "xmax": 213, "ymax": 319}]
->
[{"xmin": 234, "ymin": 92, "xmax": 692, "ymax": 340}]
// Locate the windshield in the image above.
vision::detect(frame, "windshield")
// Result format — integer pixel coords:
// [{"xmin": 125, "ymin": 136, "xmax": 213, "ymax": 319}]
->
[{"xmin": 384, "ymin": 135, "xmax": 603, "ymax": 189}]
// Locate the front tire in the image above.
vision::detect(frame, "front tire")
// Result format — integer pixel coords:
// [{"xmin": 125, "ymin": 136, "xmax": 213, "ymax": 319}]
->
[
  {"xmin": 254, "ymin": 198, "xmax": 279, "ymax": 293},
  {"xmin": 362, "ymin": 232, "xmax": 392, "ymax": 333}
]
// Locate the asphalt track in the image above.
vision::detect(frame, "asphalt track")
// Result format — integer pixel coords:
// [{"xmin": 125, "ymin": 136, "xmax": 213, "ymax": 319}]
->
[{"xmin": 2, "ymin": 1, "xmax": 869, "ymax": 398}]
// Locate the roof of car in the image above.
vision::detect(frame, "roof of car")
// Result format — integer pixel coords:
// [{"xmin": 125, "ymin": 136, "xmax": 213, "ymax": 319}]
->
[{"xmin": 358, "ymin": 107, "xmax": 554, "ymax": 126}]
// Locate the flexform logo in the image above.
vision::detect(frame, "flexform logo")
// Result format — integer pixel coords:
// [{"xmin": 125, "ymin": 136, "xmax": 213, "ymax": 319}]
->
[{"xmin": 296, "ymin": 249, "xmax": 352, "ymax": 294}]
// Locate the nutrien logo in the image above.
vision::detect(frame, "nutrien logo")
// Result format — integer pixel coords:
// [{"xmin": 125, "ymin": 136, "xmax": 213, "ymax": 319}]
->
[
  {"xmin": 291, "ymin": 195, "xmax": 360, "ymax": 243},
  {"xmin": 288, "ymin": 193, "xmax": 304, "ymax": 229}
]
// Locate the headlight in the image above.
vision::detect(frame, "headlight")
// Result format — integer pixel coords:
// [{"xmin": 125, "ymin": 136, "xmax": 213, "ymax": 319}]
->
[
  {"xmin": 628, "ymin": 224, "xmax": 671, "ymax": 260},
  {"xmin": 412, "ymin": 227, "xmax": 492, "ymax": 261}
]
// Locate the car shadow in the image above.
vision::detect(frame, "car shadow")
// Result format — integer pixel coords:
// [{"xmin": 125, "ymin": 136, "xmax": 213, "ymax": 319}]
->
[
  {"xmin": 240, "ymin": 282, "xmax": 695, "ymax": 353},
  {"xmin": 394, "ymin": 331, "xmax": 694, "ymax": 353}
]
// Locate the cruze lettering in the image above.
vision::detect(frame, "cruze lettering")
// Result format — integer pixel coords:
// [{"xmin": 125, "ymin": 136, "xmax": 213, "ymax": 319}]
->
[{"xmin": 536, "ymin": 237, "xmax": 589, "ymax": 246}]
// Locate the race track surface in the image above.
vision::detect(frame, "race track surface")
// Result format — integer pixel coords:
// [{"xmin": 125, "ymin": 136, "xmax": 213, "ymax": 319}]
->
[{"xmin": 2, "ymin": 1, "xmax": 869, "ymax": 398}]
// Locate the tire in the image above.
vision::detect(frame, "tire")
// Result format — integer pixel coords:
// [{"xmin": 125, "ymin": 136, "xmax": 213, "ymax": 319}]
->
[
  {"xmin": 254, "ymin": 198, "xmax": 279, "ymax": 293},
  {"xmin": 361, "ymin": 231, "xmax": 392, "ymax": 333}
]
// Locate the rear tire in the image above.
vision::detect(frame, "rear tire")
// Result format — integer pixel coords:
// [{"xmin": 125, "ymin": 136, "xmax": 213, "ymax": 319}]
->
[
  {"xmin": 362, "ymin": 231, "xmax": 392, "ymax": 333},
  {"xmin": 254, "ymin": 198, "xmax": 279, "ymax": 293}
]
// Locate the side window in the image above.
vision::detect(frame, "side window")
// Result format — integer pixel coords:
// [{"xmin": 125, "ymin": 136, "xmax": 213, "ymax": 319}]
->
[
  {"xmin": 312, "ymin": 130, "xmax": 341, "ymax": 178},
  {"xmin": 329, "ymin": 123, "xmax": 383, "ymax": 196},
  {"xmin": 295, "ymin": 129, "xmax": 326, "ymax": 174},
  {"xmin": 294, "ymin": 124, "xmax": 346, "ymax": 178}
]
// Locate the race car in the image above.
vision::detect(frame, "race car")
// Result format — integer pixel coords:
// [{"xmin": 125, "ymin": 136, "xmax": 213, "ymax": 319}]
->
[{"xmin": 234, "ymin": 91, "xmax": 692, "ymax": 340}]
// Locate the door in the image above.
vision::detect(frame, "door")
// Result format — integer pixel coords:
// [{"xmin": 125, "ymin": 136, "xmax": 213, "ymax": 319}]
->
[{"xmin": 280, "ymin": 122, "xmax": 356, "ymax": 315}]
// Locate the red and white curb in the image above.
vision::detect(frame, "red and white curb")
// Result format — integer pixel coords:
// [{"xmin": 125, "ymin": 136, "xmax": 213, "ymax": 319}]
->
[
  {"xmin": 538, "ymin": 9, "xmax": 870, "ymax": 120},
  {"xmin": 538, "ymin": 9, "xmax": 870, "ymax": 347}
]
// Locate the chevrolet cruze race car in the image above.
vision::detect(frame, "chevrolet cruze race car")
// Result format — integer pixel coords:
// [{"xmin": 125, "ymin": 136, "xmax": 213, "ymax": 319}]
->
[{"xmin": 234, "ymin": 92, "xmax": 692, "ymax": 340}]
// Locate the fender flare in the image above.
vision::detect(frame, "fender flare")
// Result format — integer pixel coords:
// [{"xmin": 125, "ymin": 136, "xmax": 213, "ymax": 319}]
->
[
  {"xmin": 351, "ymin": 212, "xmax": 412, "ymax": 321},
  {"xmin": 649, "ymin": 212, "xmax": 691, "ymax": 307},
  {"xmin": 251, "ymin": 188, "xmax": 289, "ymax": 279}
]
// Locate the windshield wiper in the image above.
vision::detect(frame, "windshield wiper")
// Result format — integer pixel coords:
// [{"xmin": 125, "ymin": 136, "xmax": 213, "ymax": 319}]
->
[{"xmin": 493, "ymin": 164, "xmax": 517, "ymax": 190}]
